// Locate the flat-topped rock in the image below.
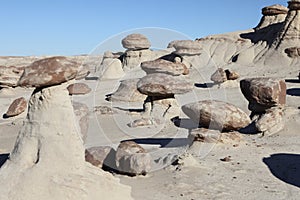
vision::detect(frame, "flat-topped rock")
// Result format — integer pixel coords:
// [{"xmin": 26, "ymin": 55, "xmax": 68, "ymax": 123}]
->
[
  {"xmin": 182, "ymin": 100, "xmax": 251, "ymax": 131},
  {"xmin": 18, "ymin": 56, "xmax": 78, "ymax": 88},
  {"xmin": 240, "ymin": 78, "xmax": 286, "ymax": 113},
  {"xmin": 137, "ymin": 73, "xmax": 193, "ymax": 97},
  {"xmin": 121, "ymin": 34, "xmax": 151, "ymax": 50},
  {"xmin": 67, "ymin": 83, "xmax": 91, "ymax": 95},
  {"xmin": 4, "ymin": 97, "xmax": 27, "ymax": 118},
  {"xmin": 172, "ymin": 40, "xmax": 202, "ymax": 56},
  {"xmin": 288, "ymin": 0, "xmax": 300, "ymax": 10},
  {"xmin": 141, "ymin": 59, "xmax": 188, "ymax": 76},
  {"xmin": 262, "ymin": 4, "xmax": 288, "ymax": 16}
]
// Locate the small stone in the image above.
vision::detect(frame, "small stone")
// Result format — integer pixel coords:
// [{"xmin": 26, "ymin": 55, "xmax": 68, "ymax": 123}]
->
[
  {"xmin": 4, "ymin": 97, "xmax": 27, "ymax": 118},
  {"xmin": 115, "ymin": 141, "xmax": 151, "ymax": 175},
  {"xmin": 225, "ymin": 69, "xmax": 240, "ymax": 80},
  {"xmin": 211, "ymin": 68, "xmax": 227, "ymax": 84},
  {"xmin": 128, "ymin": 118, "xmax": 160, "ymax": 128},
  {"xmin": 94, "ymin": 106, "xmax": 116, "ymax": 115},
  {"xmin": 220, "ymin": 156, "xmax": 232, "ymax": 162},
  {"xmin": 67, "ymin": 83, "xmax": 91, "ymax": 95}
]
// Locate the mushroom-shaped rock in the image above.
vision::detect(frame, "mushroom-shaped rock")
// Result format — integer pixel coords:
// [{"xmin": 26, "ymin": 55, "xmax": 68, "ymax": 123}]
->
[
  {"xmin": 182, "ymin": 100, "xmax": 251, "ymax": 131},
  {"xmin": 0, "ymin": 83, "xmax": 133, "ymax": 200},
  {"xmin": 172, "ymin": 40, "xmax": 202, "ymax": 56},
  {"xmin": 0, "ymin": 66, "xmax": 24, "ymax": 87},
  {"xmin": 115, "ymin": 141, "xmax": 151, "ymax": 175},
  {"xmin": 288, "ymin": 0, "xmax": 300, "ymax": 10},
  {"xmin": 109, "ymin": 78, "xmax": 147, "ymax": 102},
  {"xmin": 4, "ymin": 97, "xmax": 27, "ymax": 118},
  {"xmin": 240, "ymin": 78, "xmax": 286, "ymax": 113},
  {"xmin": 121, "ymin": 34, "xmax": 151, "ymax": 50},
  {"xmin": 137, "ymin": 73, "xmax": 193, "ymax": 97},
  {"xmin": 18, "ymin": 56, "xmax": 78, "ymax": 88},
  {"xmin": 85, "ymin": 146, "xmax": 116, "ymax": 169},
  {"xmin": 67, "ymin": 83, "xmax": 91, "ymax": 95},
  {"xmin": 262, "ymin": 4, "xmax": 288, "ymax": 16},
  {"xmin": 211, "ymin": 68, "xmax": 227, "ymax": 84},
  {"xmin": 141, "ymin": 59, "xmax": 188, "ymax": 76}
]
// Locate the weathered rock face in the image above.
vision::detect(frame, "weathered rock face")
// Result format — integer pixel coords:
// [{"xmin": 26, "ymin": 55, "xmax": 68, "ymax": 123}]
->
[
  {"xmin": 182, "ymin": 100, "xmax": 251, "ymax": 131},
  {"xmin": 0, "ymin": 66, "xmax": 24, "ymax": 87},
  {"xmin": 121, "ymin": 33, "xmax": 151, "ymax": 50},
  {"xmin": 67, "ymin": 83, "xmax": 91, "ymax": 95},
  {"xmin": 101, "ymin": 59, "xmax": 125, "ymax": 80},
  {"xmin": 4, "ymin": 97, "xmax": 27, "ymax": 118},
  {"xmin": 255, "ymin": 106, "xmax": 285, "ymax": 136},
  {"xmin": 211, "ymin": 68, "xmax": 227, "ymax": 84},
  {"xmin": 18, "ymin": 56, "xmax": 78, "ymax": 88},
  {"xmin": 171, "ymin": 40, "xmax": 202, "ymax": 56},
  {"xmin": 72, "ymin": 101, "xmax": 89, "ymax": 142},
  {"xmin": 262, "ymin": 4, "xmax": 288, "ymax": 16},
  {"xmin": 115, "ymin": 141, "xmax": 151, "ymax": 175},
  {"xmin": 109, "ymin": 79, "xmax": 147, "ymax": 102},
  {"xmin": 141, "ymin": 59, "xmax": 188, "ymax": 76},
  {"xmin": 285, "ymin": 47, "xmax": 300, "ymax": 58},
  {"xmin": 288, "ymin": 0, "xmax": 300, "ymax": 10},
  {"xmin": 0, "ymin": 83, "xmax": 133, "ymax": 200},
  {"xmin": 85, "ymin": 146, "xmax": 115, "ymax": 168},
  {"xmin": 240, "ymin": 78, "xmax": 286, "ymax": 113},
  {"xmin": 122, "ymin": 49, "xmax": 153, "ymax": 69},
  {"xmin": 137, "ymin": 73, "xmax": 193, "ymax": 97}
]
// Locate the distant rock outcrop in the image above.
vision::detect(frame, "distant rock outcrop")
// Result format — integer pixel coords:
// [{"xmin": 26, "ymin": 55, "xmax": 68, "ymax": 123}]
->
[{"xmin": 0, "ymin": 65, "xmax": 24, "ymax": 87}]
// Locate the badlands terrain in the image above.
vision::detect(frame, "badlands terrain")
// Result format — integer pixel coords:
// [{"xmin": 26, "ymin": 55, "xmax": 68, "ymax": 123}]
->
[{"xmin": 0, "ymin": 1, "xmax": 300, "ymax": 200}]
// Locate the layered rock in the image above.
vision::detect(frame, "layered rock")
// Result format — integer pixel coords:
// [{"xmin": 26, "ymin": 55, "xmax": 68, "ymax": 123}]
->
[
  {"xmin": 109, "ymin": 78, "xmax": 147, "ymax": 102},
  {"xmin": 182, "ymin": 100, "xmax": 251, "ymax": 131},
  {"xmin": 171, "ymin": 40, "xmax": 202, "ymax": 56},
  {"xmin": 0, "ymin": 65, "xmax": 24, "ymax": 87},
  {"xmin": 137, "ymin": 73, "xmax": 193, "ymax": 97},
  {"xmin": 18, "ymin": 56, "xmax": 78, "ymax": 88},
  {"xmin": 4, "ymin": 97, "xmax": 27, "ymax": 118},
  {"xmin": 141, "ymin": 59, "xmax": 188, "ymax": 76},
  {"xmin": 115, "ymin": 141, "xmax": 151, "ymax": 175},
  {"xmin": 0, "ymin": 83, "xmax": 133, "ymax": 200},
  {"xmin": 67, "ymin": 83, "xmax": 91, "ymax": 95},
  {"xmin": 240, "ymin": 78, "xmax": 286, "ymax": 113},
  {"xmin": 121, "ymin": 34, "xmax": 151, "ymax": 50}
]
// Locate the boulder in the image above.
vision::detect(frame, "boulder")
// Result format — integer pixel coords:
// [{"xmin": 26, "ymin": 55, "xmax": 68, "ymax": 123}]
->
[
  {"xmin": 18, "ymin": 56, "xmax": 78, "ymax": 88},
  {"xmin": 127, "ymin": 118, "xmax": 161, "ymax": 128},
  {"xmin": 255, "ymin": 106, "xmax": 285, "ymax": 136},
  {"xmin": 85, "ymin": 146, "xmax": 116, "ymax": 168},
  {"xmin": 172, "ymin": 40, "xmax": 202, "ymax": 56},
  {"xmin": 67, "ymin": 83, "xmax": 91, "ymax": 95},
  {"xmin": 211, "ymin": 68, "xmax": 227, "ymax": 84},
  {"xmin": 115, "ymin": 141, "xmax": 151, "ymax": 175},
  {"xmin": 137, "ymin": 73, "xmax": 193, "ymax": 97},
  {"xmin": 109, "ymin": 79, "xmax": 147, "ymax": 102},
  {"xmin": 190, "ymin": 128, "xmax": 243, "ymax": 143},
  {"xmin": 0, "ymin": 83, "xmax": 133, "ymax": 200},
  {"xmin": 72, "ymin": 101, "xmax": 89, "ymax": 142},
  {"xmin": 225, "ymin": 69, "xmax": 240, "ymax": 80},
  {"xmin": 121, "ymin": 34, "xmax": 151, "ymax": 50},
  {"xmin": 288, "ymin": 0, "xmax": 300, "ymax": 10},
  {"xmin": 182, "ymin": 100, "xmax": 251, "ymax": 131},
  {"xmin": 4, "ymin": 97, "xmax": 27, "ymax": 118},
  {"xmin": 240, "ymin": 78, "xmax": 286, "ymax": 113},
  {"xmin": 141, "ymin": 59, "xmax": 188, "ymax": 76},
  {"xmin": 0, "ymin": 66, "xmax": 24, "ymax": 87},
  {"xmin": 262, "ymin": 4, "xmax": 288, "ymax": 16}
]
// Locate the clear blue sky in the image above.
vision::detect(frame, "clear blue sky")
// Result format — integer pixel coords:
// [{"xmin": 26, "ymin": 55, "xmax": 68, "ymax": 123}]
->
[{"xmin": 0, "ymin": 0, "xmax": 287, "ymax": 56}]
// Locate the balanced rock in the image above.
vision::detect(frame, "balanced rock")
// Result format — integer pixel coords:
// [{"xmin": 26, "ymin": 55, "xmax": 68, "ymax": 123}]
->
[
  {"xmin": 182, "ymin": 100, "xmax": 251, "ymax": 131},
  {"xmin": 262, "ymin": 4, "xmax": 288, "ymax": 16},
  {"xmin": 240, "ymin": 78, "xmax": 286, "ymax": 113},
  {"xmin": 255, "ymin": 106, "xmax": 285, "ymax": 136},
  {"xmin": 18, "ymin": 56, "xmax": 78, "ymax": 88},
  {"xmin": 211, "ymin": 68, "xmax": 227, "ymax": 84},
  {"xmin": 109, "ymin": 79, "xmax": 147, "ymax": 102},
  {"xmin": 172, "ymin": 40, "xmax": 202, "ymax": 56},
  {"xmin": 0, "ymin": 66, "xmax": 24, "ymax": 87},
  {"xmin": 121, "ymin": 33, "xmax": 151, "ymax": 50},
  {"xmin": 4, "ymin": 97, "xmax": 27, "ymax": 118},
  {"xmin": 137, "ymin": 73, "xmax": 193, "ymax": 97},
  {"xmin": 115, "ymin": 141, "xmax": 151, "ymax": 175},
  {"xmin": 72, "ymin": 101, "xmax": 89, "ymax": 142},
  {"xmin": 67, "ymin": 83, "xmax": 91, "ymax": 95},
  {"xmin": 85, "ymin": 146, "xmax": 116, "ymax": 169},
  {"xmin": 141, "ymin": 59, "xmax": 188, "ymax": 76}
]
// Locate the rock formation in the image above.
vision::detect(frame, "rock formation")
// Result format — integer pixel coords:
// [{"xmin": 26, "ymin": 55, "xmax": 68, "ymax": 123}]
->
[
  {"xmin": 0, "ymin": 65, "xmax": 24, "ymax": 87},
  {"xmin": 67, "ymin": 83, "xmax": 91, "ymax": 95},
  {"xmin": 141, "ymin": 59, "xmax": 188, "ymax": 76},
  {"xmin": 4, "ymin": 97, "xmax": 27, "ymax": 118}
]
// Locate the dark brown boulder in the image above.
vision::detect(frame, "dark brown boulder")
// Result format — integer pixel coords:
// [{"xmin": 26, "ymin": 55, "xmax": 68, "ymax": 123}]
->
[
  {"xmin": 4, "ymin": 97, "xmax": 27, "ymax": 118},
  {"xmin": 67, "ymin": 83, "xmax": 91, "ymax": 95}
]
